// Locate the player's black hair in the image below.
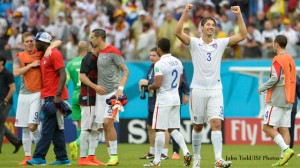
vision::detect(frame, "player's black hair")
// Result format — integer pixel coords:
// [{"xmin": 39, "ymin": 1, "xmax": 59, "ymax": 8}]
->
[
  {"xmin": 92, "ymin": 29, "xmax": 106, "ymax": 41},
  {"xmin": 274, "ymin": 35, "xmax": 287, "ymax": 48},
  {"xmin": 157, "ymin": 38, "xmax": 170, "ymax": 53}
]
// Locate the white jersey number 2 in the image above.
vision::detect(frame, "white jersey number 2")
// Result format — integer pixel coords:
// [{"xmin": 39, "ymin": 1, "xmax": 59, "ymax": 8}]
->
[{"xmin": 171, "ymin": 69, "xmax": 178, "ymax": 88}]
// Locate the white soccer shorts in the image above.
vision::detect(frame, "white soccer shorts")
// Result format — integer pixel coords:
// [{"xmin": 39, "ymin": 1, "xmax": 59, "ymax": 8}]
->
[
  {"xmin": 152, "ymin": 105, "xmax": 180, "ymax": 130},
  {"xmin": 95, "ymin": 91, "xmax": 119, "ymax": 124},
  {"xmin": 189, "ymin": 89, "xmax": 224, "ymax": 124},
  {"xmin": 80, "ymin": 106, "xmax": 103, "ymax": 131},
  {"xmin": 263, "ymin": 104, "xmax": 291, "ymax": 127},
  {"xmin": 15, "ymin": 92, "xmax": 41, "ymax": 127}
]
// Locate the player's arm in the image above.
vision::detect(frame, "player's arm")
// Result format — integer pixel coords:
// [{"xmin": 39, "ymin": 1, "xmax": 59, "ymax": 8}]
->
[
  {"xmin": 65, "ymin": 64, "xmax": 71, "ymax": 88},
  {"xmin": 139, "ymin": 79, "xmax": 148, "ymax": 92},
  {"xmin": 79, "ymin": 73, "xmax": 98, "ymax": 90},
  {"xmin": 258, "ymin": 61, "xmax": 281, "ymax": 94},
  {"xmin": 228, "ymin": 6, "xmax": 247, "ymax": 46},
  {"xmin": 54, "ymin": 68, "xmax": 66, "ymax": 103},
  {"xmin": 44, "ymin": 40, "xmax": 62, "ymax": 58},
  {"xmin": 116, "ymin": 63, "xmax": 129, "ymax": 97},
  {"xmin": 148, "ymin": 75, "xmax": 163, "ymax": 91},
  {"xmin": 175, "ymin": 3, "xmax": 193, "ymax": 46},
  {"xmin": 13, "ymin": 55, "xmax": 40, "ymax": 77}
]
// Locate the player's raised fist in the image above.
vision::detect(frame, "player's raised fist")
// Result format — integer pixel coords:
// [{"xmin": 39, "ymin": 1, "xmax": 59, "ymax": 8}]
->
[
  {"xmin": 231, "ymin": 6, "xmax": 241, "ymax": 15},
  {"xmin": 185, "ymin": 3, "xmax": 193, "ymax": 12}
]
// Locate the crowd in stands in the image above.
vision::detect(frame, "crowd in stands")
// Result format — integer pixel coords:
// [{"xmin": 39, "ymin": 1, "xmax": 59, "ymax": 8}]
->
[{"xmin": 1, "ymin": 0, "xmax": 300, "ymax": 61}]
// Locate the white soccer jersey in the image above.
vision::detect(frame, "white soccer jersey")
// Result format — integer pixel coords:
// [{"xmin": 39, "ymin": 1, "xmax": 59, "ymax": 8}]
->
[
  {"xmin": 154, "ymin": 54, "xmax": 183, "ymax": 107},
  {"xmin": 188, "ymin": 37, "xmax": 229, "ymax": 89}
]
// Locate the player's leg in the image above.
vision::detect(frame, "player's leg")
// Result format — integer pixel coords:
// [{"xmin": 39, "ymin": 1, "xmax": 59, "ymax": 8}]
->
[
  {"xmin": 140, "ymin": 111, "xmax": 155, "ymax": 159},
  {"xmin": 78, "ymin": 106, "xmax": 97, "ymax": 166},
  {"xmin": 69, "ymin": 101, "xmax": 82, "ymax": 160},
  {"xmin": 263, "ymin": 105, "xmax": 293, "ymax": 166},
  {"xmin": 28, "ymin": 92, "xmax": 41, "ymax": 144},
  {"xmin": 168, "ymin": 105, "xmax": 192, "ymax": 166},
  {"xmin": 161, "ymin": 130, "xmax": 170, "ymax": 160},
  {"xmin": 207, "ymin": 89, "xmax": 231, "ymax": 168},
  {"xmin": 289, "ymin": 105, "xmax": 297, "ymax": 149},
  {"xmin": 15, "ymin": 94, "xmax": 32, "ymax": 165},
  {"xmin": 87, "ymin": 106, "xmax": 104, "ymax": 166},
  {"xmin": 171, "ymin": 128, "xmax": 180, "ymax": 160},
  {"xmin": 190, "ymin": 89, "xmax": 205, "ymax": 168},
  {"xmin": 143, "ymin": 105, "xmax": 167, "ymax": 167}
]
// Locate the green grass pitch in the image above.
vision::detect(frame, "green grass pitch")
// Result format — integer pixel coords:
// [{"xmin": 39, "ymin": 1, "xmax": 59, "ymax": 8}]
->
[{"xmin": 0, "ymin": 143, "xmax": 299, "ymax": 167}]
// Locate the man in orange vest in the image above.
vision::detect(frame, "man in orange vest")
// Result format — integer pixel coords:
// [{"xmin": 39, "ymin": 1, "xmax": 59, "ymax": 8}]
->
[
  {"xmin": 13, "ymin": 32, "xmax": 61, "ymax": 165},
  {"xmin": 258, "ymin": 35, "xmax": 296, "ymax": 166}
]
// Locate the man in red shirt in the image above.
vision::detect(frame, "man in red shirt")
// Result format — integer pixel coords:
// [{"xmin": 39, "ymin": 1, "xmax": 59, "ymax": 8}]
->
[{"xmin": 27, "ymin": 32, "xmax": 70, "ymax": 165}]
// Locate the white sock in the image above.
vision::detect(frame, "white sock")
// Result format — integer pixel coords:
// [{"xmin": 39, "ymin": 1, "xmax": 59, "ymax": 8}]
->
[
  {"xmin": 192, "ymin": 129, "xmax": 202, "ymax": 160},
  {"xmin": 170, "ymin": 130, "xmax": 189, "ymax": 156},
  {"xmin": 89, "ymin": 131, "xmax": 100, "ymax": 156},
  {"xmin": 31, "ymin": 129, "xmax": 41, "ymax": 144},
  {"xmin": 80, "ymin": 131, "xmax": 89, "ymax": 157},
  {"xmin": 109, "ymin": 141, "xmax": 118, "ymax": 155},
  {"xmin": 22, "ymin": 128, "xmax": 32, "ymax": 156},
  {"xmin": 211, "ymin": 131, "xmax": 223, "ymax": 161},
  {"xmin": 274, "ymin": 134, "xmax": 289, "ymax": 151},
  {"xmin": 280, "ymin": 149, "xmax": 284, "ymax": 158},
  {"xmin": 154, "ymin": 132, "xmax": 165, "ymax": 163},
  {"xmin": 162, "ymin": 148, "xmax": 168, "ymax": 156},
  {"xmin": 150, "ymin": 147, "xmax": 155, "ymax": 155}
]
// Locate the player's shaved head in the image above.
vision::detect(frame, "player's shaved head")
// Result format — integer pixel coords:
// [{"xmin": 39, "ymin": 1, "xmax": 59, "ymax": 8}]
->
[
  {"xmin": 274, "ymin": 35, "xmax": 287, "ymax": 48},
  {"xmin": 92, "ymin": 28, "xmax": 106, "ymax": 41},
  {"xmin": 78, "ymin": 41, "xmax": 88, "ymax": 52}
]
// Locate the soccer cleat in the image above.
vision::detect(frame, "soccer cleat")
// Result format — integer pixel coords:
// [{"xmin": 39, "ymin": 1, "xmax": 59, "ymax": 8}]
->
[
  {"xmin": 280, "ymin": 148, "xmax": 294, "ymax": 166},
  {"xmin": 272, "ymin": 158, "xmax": 288, "ymax": 166},
  {"xmin": 143, "ymin": 161, "xmax": 162, "ymax": 167},
  {"xmin": 87, "ymin": 155, "xmax": 105, "ymax": 166},
  {"xmin": 26, "ymin": 157, "xmax": 46, "ymax": 166},
  {"xmin": 215, "ymin": 159, "xmax": 232, "ymax": 168},
  {"xmin": 105, "ymin": 155, "xmax": 119, "ymax": 166},
  {"xmin": 49, "ymin": 159, "xmax": 71, "ymax": 165},
  {"xmin": 184, "ymin": 152, "xmax": 192, "ymax": 166},
  {"xmin": 69, "ymin": 141, "xmax": 78, "ymax": 160},
  {"xmin": 161, "ymin": 154, "xmax": 169, "ymax": 160},
  {"xmin": 78, "ymin": 157, "xmax": 98, "ymax": 166},
  {"xmin": 172, "ymin": 152, "xmax": 180, "ymax": 160},
  {"xmin": 193, "ymin": 160, "xmax": 201, "ymax": 168},
  {"xmin": 140, "ymin": 152, "xmax": 155, "ymax": 159},
  {"xmin": 19, "ymin": 156, "xmax": 32, "ymax": 166}
]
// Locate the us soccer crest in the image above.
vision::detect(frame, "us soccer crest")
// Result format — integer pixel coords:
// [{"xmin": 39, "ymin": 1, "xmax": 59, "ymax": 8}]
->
[{"xmin": 212, "ymin": 43, "xmax": 218, "ymax": 49}]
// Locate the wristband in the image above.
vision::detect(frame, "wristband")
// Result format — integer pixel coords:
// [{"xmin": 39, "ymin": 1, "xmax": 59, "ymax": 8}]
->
[{"xmin": 118, "ymin": 86, "xmax": 124, "ymax": 91}]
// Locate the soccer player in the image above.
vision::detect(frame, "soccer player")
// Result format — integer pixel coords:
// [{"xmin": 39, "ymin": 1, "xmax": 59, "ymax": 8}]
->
[
  {"xmin": 175, "ymin": 3, "xmax": 247, "ymax": 168},
  {"xmin": 258, "ymin": 35, "xmax": 295, "ymax": 166},
  {"xmin": 67, "ymin": 41, "xmax": 89, "ymax": 160},
  {"xmin": 0, "ymin": 54, "xmax": 22, "ymax": 154},
  {"xmin": 13, "ymin": 32, "xmax": 62, "ymax": 165},
  {"xmin": 77, "ymin": 29, "xmax": 105, "ymax": 166},
  {"xmin": 94, "ymin": 28, "xmax": 129, "ymax": 166},
  {"xmin": 27, "ymin": 32, "xmax": 70, "ymax": 165},
  {"xmin": 143, "ymin": 38, "xmax": 192, "ymax": 167},
  {"xmin": 139, "ymin": 47, "xmax": 170, "ymax": 160}
]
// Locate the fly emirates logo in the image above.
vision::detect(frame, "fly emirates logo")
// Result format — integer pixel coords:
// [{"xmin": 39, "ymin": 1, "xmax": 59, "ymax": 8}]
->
[{"xmin": 225, "ymin": 118, "xmax": 300, "ymax": 145}]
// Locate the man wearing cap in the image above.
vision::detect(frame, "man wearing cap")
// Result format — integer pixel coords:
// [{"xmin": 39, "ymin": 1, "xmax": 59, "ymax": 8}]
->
[
  {"xmin": 27, "ymin": 32, "xmax": 70, "ymax": 165},
  {"xmin": 13, "ymin": 32, "xmax": 62, "ymax": 165},
  {"xmin": 279, "ymin": 18, "xmax": 298, "ymax": 58},
  {"xmin": 11, "ymin": 11, "xmax": 27, "ymax": 33}
]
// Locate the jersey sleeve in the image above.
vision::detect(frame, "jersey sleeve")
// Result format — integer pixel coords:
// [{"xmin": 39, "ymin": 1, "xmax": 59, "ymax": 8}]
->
[
  {"xmin": 51, "ymin": 49, "xmax": 65, "ymax": 70},
  {"xmin": 80, "ymin": 53, "xmax": 91, "ymax": 74},
  {"xmin": 113, "ymin": 53, "xmax": 125, "ymax": 66},
  {"xmin": 218, "ymin": 37, "xmax": 229, "ymax": 48},
  {"xmin": 154, "ymin": 61, "xmax": 164, "ymax": 76},
  {"xmin": 13, "ymin": 53, "xmax": 21, "ymax": 67}
]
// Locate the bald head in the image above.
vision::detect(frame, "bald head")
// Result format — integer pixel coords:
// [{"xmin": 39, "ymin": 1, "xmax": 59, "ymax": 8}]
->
[{"xmin": 78, "ymin": 41, "xmax": 89, "ymax": 56}]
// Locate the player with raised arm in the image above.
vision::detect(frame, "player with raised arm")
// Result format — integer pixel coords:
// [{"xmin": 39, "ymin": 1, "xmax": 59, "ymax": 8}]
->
[
  {"xmin": 143, "ymin": 38, "xmax": 191, "ymax": 167},
  {"xmin": 175, "ymin": 3, "xmax": 247, "ymax": 168}
]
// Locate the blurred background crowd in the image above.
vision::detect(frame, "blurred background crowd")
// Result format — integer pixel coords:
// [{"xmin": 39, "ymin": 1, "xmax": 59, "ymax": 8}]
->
[{"xmin": 1, "ymin": 0, "xmax": 300, "ymax": 61}]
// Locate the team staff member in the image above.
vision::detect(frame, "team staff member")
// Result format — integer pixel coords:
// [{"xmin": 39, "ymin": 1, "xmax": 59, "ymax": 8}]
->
[
  {"xmin": 27, "ymin": 32, "xmax": 70, "ymax": 165},
  {"xmin": 0, "ymin": 54, "xmax": 22, "ymax": 154},
  {"xmin": 259, "ymin": 35, "xmax": 295, "ymax": 166}
]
